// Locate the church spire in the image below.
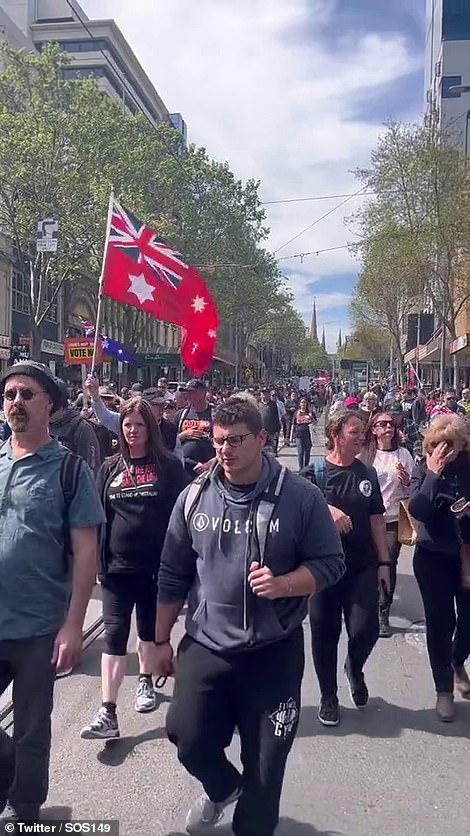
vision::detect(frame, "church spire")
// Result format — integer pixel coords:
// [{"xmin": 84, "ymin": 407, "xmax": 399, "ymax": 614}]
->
[
  {"xmin": 310, "ymin": 297, "xmax": 318, "ymax": 343},
  {"xmin": 321, "ymin": 327, "xmax": 326, "ymax": 352},
  {"xmin": 337, "ymin": 328, "xmax": 342, "ymax": 349}
]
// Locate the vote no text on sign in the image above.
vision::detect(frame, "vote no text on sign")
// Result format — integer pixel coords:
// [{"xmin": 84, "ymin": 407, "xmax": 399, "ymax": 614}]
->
[{"xmin": 64, "ymin": 338, "xmax": 102, "ymax": 366}]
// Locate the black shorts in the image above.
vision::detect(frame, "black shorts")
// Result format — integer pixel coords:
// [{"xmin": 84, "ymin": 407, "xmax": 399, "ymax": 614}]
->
[{"xmin": 101, "ymin": 573, "xmax": 157, "ymax": 656}]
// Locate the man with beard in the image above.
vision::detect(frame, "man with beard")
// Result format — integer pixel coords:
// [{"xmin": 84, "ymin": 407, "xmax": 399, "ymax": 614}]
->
[{"xmin": 0, "ymin": 362, "xmax": 104, "ymax": 826}]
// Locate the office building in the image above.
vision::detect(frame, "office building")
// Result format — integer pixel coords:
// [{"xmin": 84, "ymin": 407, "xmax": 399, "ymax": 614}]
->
[{"xmin": 425, "ymin": 0, "xmax": 470, "ymax": 151}]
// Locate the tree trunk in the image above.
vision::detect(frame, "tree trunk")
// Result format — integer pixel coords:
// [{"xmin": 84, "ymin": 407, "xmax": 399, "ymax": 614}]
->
[{"xmin": 30, "ymin": 322, "xmax": 42, "ymax": 362}]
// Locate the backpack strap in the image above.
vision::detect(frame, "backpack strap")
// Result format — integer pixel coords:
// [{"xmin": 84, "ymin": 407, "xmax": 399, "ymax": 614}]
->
[
  {"xmin": 183, "ymin": 469, "xmax": 212, "ymax": 525},
  {"xmin": 313, "ymin": 458, "xmax": 328, "ymax": 498},
  {"xmin": 177, "ymin": 407, "xmax": 191, "ymax": 434},
  {"xmin": 255, "ymin": 466, "xmax": 287, "ymax": 567}
]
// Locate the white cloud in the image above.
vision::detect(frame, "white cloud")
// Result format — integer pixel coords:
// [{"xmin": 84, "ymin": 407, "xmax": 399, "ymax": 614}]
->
[{"xmin": 82, "ymin": 0, "xmax": 421, "ymax": 351}]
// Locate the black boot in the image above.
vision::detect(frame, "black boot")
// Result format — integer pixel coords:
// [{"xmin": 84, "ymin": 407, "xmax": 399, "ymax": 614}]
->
[{"xmin": 379, "ymin": 609, "xmax": 392, "ymax": 638}]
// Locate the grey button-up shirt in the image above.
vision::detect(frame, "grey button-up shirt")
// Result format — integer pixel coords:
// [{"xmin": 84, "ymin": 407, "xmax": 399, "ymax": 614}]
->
[{"xmin": 0, "ymin": 438, "xmax": 105, "ymax": 640}]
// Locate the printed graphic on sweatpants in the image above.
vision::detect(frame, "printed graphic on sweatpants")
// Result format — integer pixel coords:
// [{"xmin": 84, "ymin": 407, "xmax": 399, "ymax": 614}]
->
[{"xmin": 269, "ymin": 698, "xmax": 298, "ymax": 739}]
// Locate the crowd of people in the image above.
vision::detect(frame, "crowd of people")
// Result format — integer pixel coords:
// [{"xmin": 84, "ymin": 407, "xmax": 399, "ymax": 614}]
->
[{"xmin": 0, "ymin": 360, "xmax": 469, "ymax": 836}]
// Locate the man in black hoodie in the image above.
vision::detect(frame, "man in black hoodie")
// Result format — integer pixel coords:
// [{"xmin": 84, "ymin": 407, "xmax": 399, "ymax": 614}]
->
[{"xmin": 145, "ymin": 397, "xmax": 345, "ymax": 836}]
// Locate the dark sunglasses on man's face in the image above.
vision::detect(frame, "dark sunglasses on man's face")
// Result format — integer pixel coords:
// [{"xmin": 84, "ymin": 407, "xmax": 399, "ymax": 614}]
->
[{"xmin": 3, "ymin": 387, "xmax": 44, "ymax": 402}]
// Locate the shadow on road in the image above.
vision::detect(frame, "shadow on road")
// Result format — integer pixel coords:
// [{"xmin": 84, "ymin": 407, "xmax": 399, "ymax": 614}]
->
[
  {"xmin": 298, "ymin": 697, "xmax": 470, "ymax": 740},
  {"xmin": 41, "ymin": 805, "xmax": 72, "ymax": 820},
  {"xmin": 96, "ymin": 725, "xmax": 168, "ymax": 766},
  {"xmin": 167, "ymin": 819, "xmax": 343, "ymax": 836}
]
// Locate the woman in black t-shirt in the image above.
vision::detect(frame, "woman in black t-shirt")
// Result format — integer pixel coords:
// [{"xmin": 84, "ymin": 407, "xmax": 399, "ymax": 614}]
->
[
  {"xmin": 290, "ymin": 397, "xmax": 316, "ymax": 470},
  {"xmin": 80, "ymin": 397, "xmax": 187, "ymax": 741},
  {"xmin": 301, "ymin": 411, "xmax": 390, "ymax": 727}
]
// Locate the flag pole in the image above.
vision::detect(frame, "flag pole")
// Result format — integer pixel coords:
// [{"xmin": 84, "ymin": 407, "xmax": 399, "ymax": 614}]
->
[{"xmin": 91, "ymin": 187, "xmax": 114, "ymax": 376}]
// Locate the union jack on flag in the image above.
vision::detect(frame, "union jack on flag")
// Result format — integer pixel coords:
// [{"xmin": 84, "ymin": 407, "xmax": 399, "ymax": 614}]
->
[
  {"xmin": 109, "ymin": 200, "xmax": 188, "ymax": 291},
  {"xmin": 101, "ymin": 197, "xmax": 219, "ymax": 377}
]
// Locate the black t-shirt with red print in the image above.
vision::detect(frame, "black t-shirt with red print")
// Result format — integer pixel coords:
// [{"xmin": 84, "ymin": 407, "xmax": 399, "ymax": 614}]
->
[{"xmin": 97, "ymin": 454, "xmax": 187, "ymax": 575}]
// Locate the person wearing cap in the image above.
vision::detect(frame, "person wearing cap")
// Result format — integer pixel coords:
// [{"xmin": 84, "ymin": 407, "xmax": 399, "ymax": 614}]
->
[
  {"xmin": 49, "ymin": 378, "xmax": 101, "ymax": 476},
  {"xmin": 142, "ymin": 388, "xmax": 183, "ymax": 462},
  {"xmin": 0, "ymin": 362, "xmax": 104, "ymax": 824},
  {"xmin": 388, "ymin": 400, "xmax": 423, "ymax": 462},
  {"xmin": 175, "ymin": 379, "xmax": 215, "ymax": 476}
]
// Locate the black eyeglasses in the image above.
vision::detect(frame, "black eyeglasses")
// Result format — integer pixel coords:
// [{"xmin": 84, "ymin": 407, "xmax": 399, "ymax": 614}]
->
[
  {"xmin": 3, "ymin": 387, "xmax": 44, "ymax": 402},
  {"xmin": 213, "ymin": 432, "xmax": 254, "ymax": 448}
]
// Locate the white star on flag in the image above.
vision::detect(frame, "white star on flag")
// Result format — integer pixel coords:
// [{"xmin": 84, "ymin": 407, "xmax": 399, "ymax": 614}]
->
[
  {"xmin": 191, "ymin": 295, "xmax": 207, "ymax": 313},
  {"xmin": 208, "ymin": 329, "xmax": 217, "ymax": 339},
  {"xmin": 128, "ymin": 273, "xmax": 155, "ymax": 305},
  {"xmin": 191, "ymin": 343, "xmax": 199, "ymax": 354},
  {"xmin": 102, "ymin": 338, "xmax": 109, "ymax": 349}
]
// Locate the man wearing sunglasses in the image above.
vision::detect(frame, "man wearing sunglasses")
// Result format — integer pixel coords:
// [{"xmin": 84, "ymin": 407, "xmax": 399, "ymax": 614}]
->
[
  {"xmin": 145, "ymin": 396, "xmax": 345, "ymax": 836},
  {"xmin": 0, "ymin": 361, "xmax": 104, "ymax": 826}
]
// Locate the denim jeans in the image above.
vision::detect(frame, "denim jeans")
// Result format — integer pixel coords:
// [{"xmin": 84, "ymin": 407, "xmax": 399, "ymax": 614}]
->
[
  {"xmin": 295, "ymin": 437, "xmax": 311, "ymax": 470},
  {"xmin": 0, "ymin": 634, "xmax": 56, "ymax": 815}
]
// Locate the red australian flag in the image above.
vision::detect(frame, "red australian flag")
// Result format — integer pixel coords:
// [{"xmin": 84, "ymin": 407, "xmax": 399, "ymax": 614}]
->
[{"xmin": 101, "ymin": 199, "xmax": 219, "ymax": 376}]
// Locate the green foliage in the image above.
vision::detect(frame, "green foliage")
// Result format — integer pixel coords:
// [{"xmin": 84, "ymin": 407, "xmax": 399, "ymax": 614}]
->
[
  {"xmin": 350, "ymin": 120, "xmax": 470, "ymax": 372},
  {"xmin": 0, "ymin": 42, "xmax": 300, "ymax": 361}
]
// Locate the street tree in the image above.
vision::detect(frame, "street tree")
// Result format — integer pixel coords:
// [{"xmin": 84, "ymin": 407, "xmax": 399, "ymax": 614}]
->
[{"xmin": 351, "ymin": 120, "xmax": 470, "ymax": 385}]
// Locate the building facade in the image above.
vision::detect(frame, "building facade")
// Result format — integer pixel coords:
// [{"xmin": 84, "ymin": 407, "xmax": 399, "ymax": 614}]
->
[
  {"xmin": 420, "ymin": 1, "xmax": 470, "ymax": 387},
  {"xmin": 0, "ymin": 0, "xmax": 190, "ymax": 381}
]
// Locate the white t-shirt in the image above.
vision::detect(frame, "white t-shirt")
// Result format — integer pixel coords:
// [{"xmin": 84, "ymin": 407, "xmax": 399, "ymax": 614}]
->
[{"xmin": 372, "ymin": 447, "xmax": 414, "ymax": 521}]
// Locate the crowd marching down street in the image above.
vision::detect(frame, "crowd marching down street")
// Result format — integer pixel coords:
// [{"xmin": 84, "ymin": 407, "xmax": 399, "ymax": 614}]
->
[{"xmin": 0, "ymin": 363, "xmax": 469, "ymax": 835}]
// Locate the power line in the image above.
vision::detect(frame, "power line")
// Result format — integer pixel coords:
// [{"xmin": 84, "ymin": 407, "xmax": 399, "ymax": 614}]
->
[
  {"xmin": 274, "ymin": 185, "xmax": 368, "ymax": 255},
  {"xmin": 278, "ymin": 244, "xmax": 350, "ymax": 261},
  {"xmin": 262, "ymin": 191, "xmax": 374, "ymax": 206}
]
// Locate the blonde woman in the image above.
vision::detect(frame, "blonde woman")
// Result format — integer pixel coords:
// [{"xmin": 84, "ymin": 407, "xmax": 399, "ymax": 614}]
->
[{"xmin": 409, "ymin": 415, "xmax": 470, "ymax": 722}]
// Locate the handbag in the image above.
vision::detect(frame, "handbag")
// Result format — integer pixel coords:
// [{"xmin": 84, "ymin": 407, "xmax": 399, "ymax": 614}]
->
[{"xmin": 398, "ymin": 500, "xmax": 416, "ymax": 546}]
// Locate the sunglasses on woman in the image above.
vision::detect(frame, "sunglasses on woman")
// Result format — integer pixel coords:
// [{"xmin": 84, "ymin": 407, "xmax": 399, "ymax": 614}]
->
[{"xmin": 374, "ymin": 420, "xmax": 394, "ymax": 429}]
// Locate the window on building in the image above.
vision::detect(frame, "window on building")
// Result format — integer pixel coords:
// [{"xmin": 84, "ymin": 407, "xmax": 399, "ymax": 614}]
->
[
  {"xmin": 441, "ymin": 75, "xmax": 462, "ymax": 97},
  {"xmin": 12, "ymin": 270, "xmax": 58, "ymax": 322},
  {"xmin": 443, "ymin": 1, "xmax": 470, "ymax": 40}
]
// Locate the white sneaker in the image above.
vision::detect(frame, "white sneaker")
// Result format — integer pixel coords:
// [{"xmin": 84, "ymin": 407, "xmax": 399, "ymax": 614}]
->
[
  {"xmin": 185, "ymin": 787, "xmax": 242, "ymax": 833},
  {"xmin": 80, "ymin": 706, "xmax": 120, "ymax": 739},
  {"xmin": 135, "ymin": 676, "xmax": 157, "ymax": 713}
]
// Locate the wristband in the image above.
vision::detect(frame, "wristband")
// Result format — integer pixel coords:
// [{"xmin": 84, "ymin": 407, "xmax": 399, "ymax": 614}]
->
[
  {"xmin": 154, "ymin": 639, "xmax": 170, "ymax": 647},
  {"xmin": 378, "ymin": 562, "xmax": 391, "ymax": 567}
]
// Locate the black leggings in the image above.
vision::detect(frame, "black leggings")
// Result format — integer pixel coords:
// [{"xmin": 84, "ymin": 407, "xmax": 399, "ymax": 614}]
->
[
  {"xmin": 101, "ymin": 573, "xmax": 157, "ymax": 656},
  {"xmin": 413, "ymin": 546, "xmax": 470, "ymax": 693},
  {"xmin": 309, "ymin": 565, "xmax": 379, "ymax": 699}
]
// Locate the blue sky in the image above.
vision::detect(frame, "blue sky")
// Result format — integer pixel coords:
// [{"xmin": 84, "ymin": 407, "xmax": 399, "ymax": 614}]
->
[{"xmin": 83, "ymin": 0, "xmax": 427, "ymax": 352}]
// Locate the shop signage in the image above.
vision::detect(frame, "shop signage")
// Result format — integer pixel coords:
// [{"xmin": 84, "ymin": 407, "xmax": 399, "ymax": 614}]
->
[
  {"xmin": 64, "ymin": 338, "xmax": 101, "ymax": 366},
  {"xmin": 41, "ymin": 339, "xmax": 65, "ymax": 356},
  {"xmin": 449, "ymin": 333, "xmax": 469, "ymax": 354}
]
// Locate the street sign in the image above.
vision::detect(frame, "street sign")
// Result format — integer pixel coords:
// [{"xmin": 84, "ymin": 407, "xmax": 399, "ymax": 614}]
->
[
  {"xmin": 64, "ymin": 338, "xmax": 101, "ymax": 366},
  {"xmin": 37, "ymin": 218, "xmax": 58, "ymax": 253}
]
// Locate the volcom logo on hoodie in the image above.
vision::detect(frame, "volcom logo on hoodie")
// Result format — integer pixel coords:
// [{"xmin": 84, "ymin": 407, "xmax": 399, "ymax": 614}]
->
[{"xmin": 192, "ymin": 513, "xmax": 279, "ymax": 535}]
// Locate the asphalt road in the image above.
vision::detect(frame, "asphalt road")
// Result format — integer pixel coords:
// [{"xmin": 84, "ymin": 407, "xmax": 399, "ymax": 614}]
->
[{"xmin": 41, "ymin": 432, "xmax": 470, "ymax": 836}]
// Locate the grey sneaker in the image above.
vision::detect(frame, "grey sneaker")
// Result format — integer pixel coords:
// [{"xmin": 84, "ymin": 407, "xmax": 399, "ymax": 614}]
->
[
  {"xmin": 135, "ymin": 676, "xmax": 157, "ymax": 713},
  {"xmin": 185, "ymin": 787, "xmax": 242, "ymax": 834},
  {"xmin": 80, "ymin": 706, "xmax": 120, "ymax": 739}
]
